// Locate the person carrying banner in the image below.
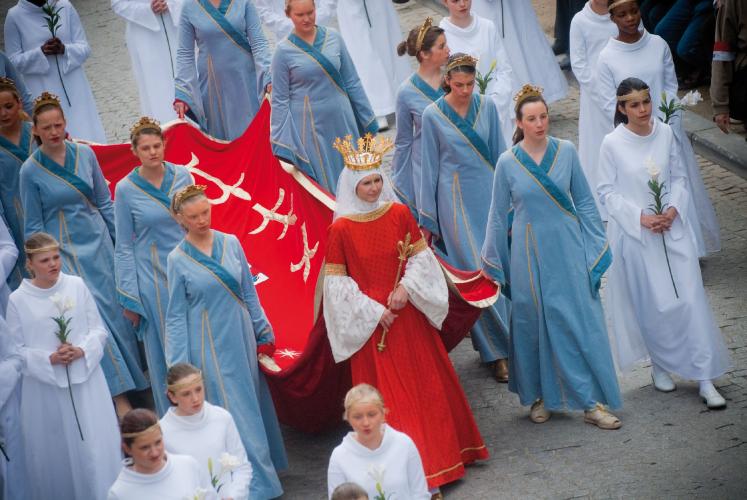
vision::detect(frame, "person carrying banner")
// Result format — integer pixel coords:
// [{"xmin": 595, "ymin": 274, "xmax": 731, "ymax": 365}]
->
[{"xmin": 165, "ymin": 184, "xmax": 287, "ymax": 499}]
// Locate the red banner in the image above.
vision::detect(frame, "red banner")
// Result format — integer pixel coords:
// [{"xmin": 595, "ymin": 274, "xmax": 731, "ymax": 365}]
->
[{"xmin": 92, "ymin": 101, "xmax": 498, "ymax": 431}]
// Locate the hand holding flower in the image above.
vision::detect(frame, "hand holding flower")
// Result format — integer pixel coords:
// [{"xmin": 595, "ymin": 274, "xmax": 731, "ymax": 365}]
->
[{"xmin": 50, "ymin": 344, "xmax": 84, "ymax": 365}]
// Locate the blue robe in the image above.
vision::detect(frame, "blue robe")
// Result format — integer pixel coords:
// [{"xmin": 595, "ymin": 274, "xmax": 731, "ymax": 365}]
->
[
  {"xmin": 391, "ymin": 73, "xmax": 444, "ymax": 217},
  {"xmin": 419, "ymin": 93, "xmax": 510, "ymax": 363},
  {"xmin": 0, "ymin": 51, "xmax": 33, "ymax": 114},
  {"xmin": 481, "ymin": 137, "xmax": 621, "ymax": 411},
  {"xmin": 165, "ymin": 230, "xmax": 287, "ymax": 499},
  {"xmin": 270, "ymin": 26, "xmax": 377, "ymax": 194},
  {"xmin": 114, "ymin": 163, "xmax": 192, "ymax": 415},
  {"xmin": 19, "ymin": 141, "xmax": 148, "ymax": 396},
  {"xmin": 175, "ymin": 0, "xmax": 272, "ymax": 141},
  {"xmin": 0, "ymin": 120, "xmax": 34, "ymax": 290}
]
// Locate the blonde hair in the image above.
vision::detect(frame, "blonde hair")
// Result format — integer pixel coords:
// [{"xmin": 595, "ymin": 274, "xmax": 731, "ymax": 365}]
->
[
  {"xmin": 343, "ymin": 384, "xmax": 385, "ymax": 421},
  {"xmin": 24, "ymin": 232, "xmax": 60, "ymax": 258}
]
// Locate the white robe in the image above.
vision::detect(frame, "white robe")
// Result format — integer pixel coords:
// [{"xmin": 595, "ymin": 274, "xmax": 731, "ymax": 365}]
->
[
  {"xmin": 471, "ymin": 0, "xmax": 568, "ymax": 103},
  {"xmin": 597, "ymin": 120, "xmax": 730, "ymax": 379},
  {"xmin": 255, "ymin": 0, "xmax": 337, "ymax": 40},
  {"xmin": 0, "ymin": 315, "xmax": 26, "ymax": 500},
  {"xmin": 439, "ymin": 15, "xmax": 516, "ymax": 145},
  {"xmin": 336, "ymin": 0, "xmax": 410, "ymax": 116},
  {"xmin": 111, "ymin": 0, "xmax": 183, "ymax": 123},
  {"xmin": 108, "ymin": 453, "xmax": 218, "ymax": 500},
  {"xmin": 327, "ymin": 424, "xmax": 430, "ymax": 500},
  {"xmin": 569, "ymin": 2, "xmax": 617, "ymax": 218},
  {"xmin": 0, "ymin": 218, "xmax": 18, "ymax": 316},
  {"xmin": 160, "ymin": 402, "xmax": 252, "ymax": 500},
  {"xmin": 4, "ymin": 0, "xmax": 107, "ymax": 143},
  {"xmin": 6, "ymin": 273, "xmax": 121, "ymax": 500},
  {"xmin": 595, "ymin": 29, "xmax": 721, "ymax": 256}
]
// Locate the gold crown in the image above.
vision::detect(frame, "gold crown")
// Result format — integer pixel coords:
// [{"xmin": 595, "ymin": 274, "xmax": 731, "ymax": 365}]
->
[
  {"xmin": 617, "ymin": 88, "xmax": 650, "ymax": 103},
  {"xmin": 33, "ymin": 91, "xmax": 61, "ymax": 113},
  {"xmin": 415, "ymin": 17, "xmax": 433, "ymax": 53},
  {"xmin": 129, "ymin": 116, "xmax": 161, "ymax": 138},
  {"xmin": 171, "ymin": 184, "xmax": 208, "ymax": 214},
  {"xmin": 446, "ymin": 54, "xmax": 478, "ymax": 72},
  {"xmin": 333, "ymin": 133, "xmax": 394, "ymax": 171},
  {"xmin": 0, "ymin": 77, "xmax": 17, "ymax": 91},
  {"xmin": 513, "ymin": 84, "xmax": 544, "ymax": 110}
]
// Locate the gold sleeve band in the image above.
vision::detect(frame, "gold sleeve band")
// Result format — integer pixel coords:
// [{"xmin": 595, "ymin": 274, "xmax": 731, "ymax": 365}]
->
[{"xmin": 324, "ymin": 263, "xmax": 348, "ymax": 276}]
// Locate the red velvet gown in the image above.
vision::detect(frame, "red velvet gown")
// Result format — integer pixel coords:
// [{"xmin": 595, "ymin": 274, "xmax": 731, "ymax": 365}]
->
[{"xmin": 325, "ymin": 202, "xmax": 488, "ymax": 488}]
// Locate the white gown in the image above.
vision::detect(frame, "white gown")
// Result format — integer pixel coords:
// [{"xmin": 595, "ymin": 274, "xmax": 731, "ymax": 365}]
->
[
  {"xmin": 255, "ymin": 0, "xmax": 337, "ymax": 40},
  {"xmin": 597, "ymin": 120, "xmax": 730, "ymax": 379},
  {"xmin": 160, "ymin": 402, "xmax": 252, "ymax": 500},
  {"xmin": 595, "ymin": 29, "xmax": 720, "ymax": 255},
  {"xmin": 6, "ymin": 273, "xmax": 121, "ymax": 500},
  {"xmin": 4, "ymin": 0, "xmax": 107, "ymax": 143},
  {"xmin": 0, "ymin": 315, "xmax": 26, "ymax": 500},
  {"xmin": 439, "ymin": 15, "xmax": 516, "ymax": 144},
  {"xmin": 0, "ymin": 218, "xmax": 18, "ymax": 316},
  {"xmin": 108, "ymin": 453, "xmax": 218, "ymax": 500},
  {"xmin": 569, "ymin": 2, "xmax": 617, "ymax": 218},
  {"xmin": 471, "ymin": 0, "xmax": 568, "ymax": 103},
  {"xmin": 336, "ymin": 0, "xmax": 410, "ymax": 117},
  {"xmin": 111, "ymin": 0, "xmax": 183, "ymax": 123},
  {"xmin": 327, "ymin": 424, "xmax": 430, "ymax": 500}
]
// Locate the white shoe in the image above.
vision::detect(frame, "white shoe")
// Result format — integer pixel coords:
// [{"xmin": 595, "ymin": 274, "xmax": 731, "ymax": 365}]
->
[
  {"xmin": 376, "ymin": 116, "xmax": 389, "ymax": 131},
  {"xmin": 699, "ymin": 383, "xmax": 726, "ymax": 409},
  {"xmin": 651, "ymin": 370, "xmax": 676, "ymax": 392}
]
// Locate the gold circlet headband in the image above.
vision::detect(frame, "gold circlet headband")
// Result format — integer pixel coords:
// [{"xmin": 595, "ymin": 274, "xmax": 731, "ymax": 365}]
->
[
  {"xmin": 121, "ymin": 423, "xmax": 161, "ymax": 439},
  {"xmin": 446, "ymin": 54, "xmax": 478, "ymax": 73},
  {"xmin": 0, "ymin": 77, "xmax": 17, "ymax": 90},
  {"xmin": 617, "ymin": 88, "xmax": 650, "ymax": 102},
  {"xmin": 167, "ymin": 373, "xmax": 203, "ymax": 392},
  {"xmin": 130, "ymin": 116, "xmax": 161, "ymax": 138},
  {"xmin": 415, "ymin": 17, "xmax": 433, "ymax": 53},
  {"xmin": 172, "ymin": 184, "xmax": 208, "ymax": 213},
  {"xmin": 24, "ymin": 244, "xmax": 60, "ymax": 255},
  {"xmin": 513, "ymin": 83, "xmax": 544, "ymax": 110},
  {"xmin": 33, "ymin": 91, "xmax": 61, "ymax": 113},
  {"xmin": 608, "ymin": 0, "xmax": 637, "ymax": 12}
]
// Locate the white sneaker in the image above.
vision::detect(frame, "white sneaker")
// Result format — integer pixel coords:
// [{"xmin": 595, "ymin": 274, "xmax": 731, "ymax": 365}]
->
[
  {"xmin": 376, "ymin": 116, "xmax": 389, "ymax": 131},
  {"xmin": 652, "ymin": 369, "xmax": 676, "ymax": 392},
  {"xmin": 699, "ymin": 383, "xmax": 726, "ymax": 409}
]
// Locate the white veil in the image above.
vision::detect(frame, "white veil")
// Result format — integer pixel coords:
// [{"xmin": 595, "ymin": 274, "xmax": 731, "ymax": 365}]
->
[{"xmin": 333, "ymin": 166, "xmax": 400, "ymax": 220}]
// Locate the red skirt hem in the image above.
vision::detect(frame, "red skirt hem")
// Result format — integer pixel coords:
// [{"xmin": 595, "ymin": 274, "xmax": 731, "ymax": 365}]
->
[{"xmin": 425, "ymin": 445, "xmax": 490, "ymax": 489}]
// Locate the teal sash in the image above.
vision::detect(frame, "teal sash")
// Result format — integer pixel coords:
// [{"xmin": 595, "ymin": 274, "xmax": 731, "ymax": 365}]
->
[
  {"xmin": 288, "ymin": 27, "xmax": 373, "ymax": 134},
  {"xmin": 410, "ymin": 74, "xmax": 444, "ymax": 103},
  {"xmin": 127, "ymin": 162, "xmax": 176, "ymax": 212},
  {"xmin": 181, "ymin": 232, "xmax": 244, "ymax": 305},
  {"xmin": 0, "ymin": 122, "xmax": 33, "ymax": 163},
  {"xmin": 437, "ymin": 95, "xmax": 493, "ymax": 168},
  {"xmin": 198, "ymin": 0, "xmax": 253, "ymax": 55},
  {"xmin": 32, "ymin": 142, "xmax": 94, "ymax": 205},
  {"xmin": 512, "ymin": 138, "xmax": 576, "ymax": 217}
]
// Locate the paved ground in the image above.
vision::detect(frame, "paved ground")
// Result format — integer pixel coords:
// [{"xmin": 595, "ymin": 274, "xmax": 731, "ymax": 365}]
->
[{"xmin": 3, "ymin": 0, "xmax": 745, "ymax": 498}]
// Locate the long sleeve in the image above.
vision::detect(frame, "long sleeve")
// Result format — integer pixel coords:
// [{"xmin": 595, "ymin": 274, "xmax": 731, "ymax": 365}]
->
[
  {"xmin": 235, "ymin": 235, "xmax": 273, "ymax": 345},
  {"xmin": 113, "ymin": 187, "xmax": 145, "ymax": 317},
  {"xmin": 223, "ymin": 414, "xmax": 253, "ymax": 500},
  {"xmin": 0, "ymin": 315, "xmax": 23, "ymax": 411},
  {"xmin": 322, "ymin": 225, "xmax": 385, "ymax": 363},
  {"xmin": 4, "ymin": 13, "xmax": 50, "ymax": 75},
  {"xmin": 480, "ymin": 159, "xmax": 510, "ymax": 289},
  {"xmin": 245, "ymin": 1, "xmax": 272, "ymax": 95},
  {"xmin": 597, "ymin": 138, "xmax": 644, "ymax": 241},
  {"xmin": 6, "ymin": 300, "xmax": 56, "ymax": 385},
  {"xmin": 111, "ymin": 0, "xmax": 161, "ymax": 31},
  {"xmin": 326, "ymin": 449, "xmax": 347, "ymax": 499},
  {"xmin": 405, "ymin": 441, "xmax": 431, "ymax": 500},
  {"xmin": 174, "ymin": 9, "xmax": 206, "ymax": 125},
  {"xmin": 593, "ymin": 58, "xmax": 617, "ymax": 123},
  {"xmin": 59, "ymin": 4, "xmax": 92, "ymax": 75},
  {"xmin": 661, "ymin": 42, "xmax": 679, "ymax": 101},
  {"xmin": 569, "ymin": 18, "xmax": 593, "ymax": 88},
  {"xmin": 77, "ymin": 281, "xmax": 108, "ymax": 378},
  {"xmin": 164, "ymin": 252, "xmax": 190, "ymax": 366},
  {"xmin": 486, "ymin": 97, "xmax": 507, "ymax": 162},
  {"xmin": 398, "ymin": 216, "xmax": 448, "ymax": 329},
  {"xmin": 0, "ymin": 218, "xmax": 18, "ymax": 288},
  {"xmin": 391, "ymin": 89, "xmax": 415, "ymax": 209},
  {"xmin": 89, "ymin": 150, "xmax": 116, "ymax": 241},
  {"xmin": 485, "ymin": 34, "xmax": 514, "ymax": 138},
  {"xmin": 19, "ymin": 165, "xmax": 45, "ymax": 238},
  {"xmin": 568, "ymin": 143, "xmax": 610, "ymax": 295},
  {"xmin": 337, "ymin": 33, "xmax": 378, "ymax": 135},
  {"xmin": 417, "ymin": 109, "xmax": 441, "ymax": 236},
  {"xmin": 665, "ymin": 131, "xmax": 690, "ymax": 242}
]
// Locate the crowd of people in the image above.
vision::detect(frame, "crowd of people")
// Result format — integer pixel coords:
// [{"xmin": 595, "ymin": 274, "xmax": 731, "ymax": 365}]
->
[{"xmin": 0, "ymin": 0, "xmax": 740, "ymax": 499}]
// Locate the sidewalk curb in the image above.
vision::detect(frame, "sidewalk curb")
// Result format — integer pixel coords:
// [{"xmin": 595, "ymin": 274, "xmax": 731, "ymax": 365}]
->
[{"xmin": 682, "ymin": 110, "xmax": 747, "ymax": 179}]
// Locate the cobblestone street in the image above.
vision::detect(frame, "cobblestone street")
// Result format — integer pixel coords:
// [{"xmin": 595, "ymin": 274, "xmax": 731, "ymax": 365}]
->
[{"xmin": 3, "ymin": 0, "xmax": 746, "ymax": 498}]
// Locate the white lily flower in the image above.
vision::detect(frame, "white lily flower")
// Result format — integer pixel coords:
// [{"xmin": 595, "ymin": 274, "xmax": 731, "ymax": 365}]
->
[
  {"xmin": 219, "ymin": 452, "xmax": 241, "ymax": 473},
  {"xmin": 186, "ymin": 487, "xmax": 210, "ymax": 500},
  {"xmin": 367, "ymin": 464, "xmax": 386, "ymax": 485},
  {"xmin": 679, "ymin": 89, "xmax": 703, "ymax": 106},
  {"xmin": 644, "ymin": 156, "xmax": 660, "ymax": 182}
]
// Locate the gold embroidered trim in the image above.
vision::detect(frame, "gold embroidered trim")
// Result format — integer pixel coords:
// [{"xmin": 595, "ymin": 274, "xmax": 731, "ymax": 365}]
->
[
  {"xmin": 411, "ymin": 237, "xmax": 427, "ymax": 255},
  {"xmin": 341, "ymin": 202, "xmax": 393, "ymax": 222},
  {"xmin": 324, "ymin": 263, "xmax": 347, "ymax": 276}
]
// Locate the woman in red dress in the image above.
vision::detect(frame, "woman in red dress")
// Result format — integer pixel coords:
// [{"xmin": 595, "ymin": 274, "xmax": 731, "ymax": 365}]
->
[{"xmin": 323, "ymin": 135, "xmax": 488, "ymax": 494}]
